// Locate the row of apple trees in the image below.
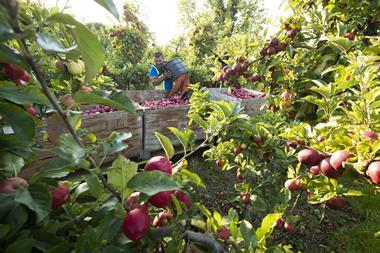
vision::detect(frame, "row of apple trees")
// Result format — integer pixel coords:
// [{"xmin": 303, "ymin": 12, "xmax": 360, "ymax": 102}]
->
[
  {"xmin": 202, "ymin": 0, "xmax": 379, "ymax": 250},
  {"xmin": 0, "ymin": 1, "xmax": 290, "ymax": 252}
]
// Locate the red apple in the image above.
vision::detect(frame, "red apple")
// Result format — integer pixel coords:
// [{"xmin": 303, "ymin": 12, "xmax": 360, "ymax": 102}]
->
[
  {"xmin": 270, "ymin": 38, "xmax": 279, "ymax": 46},
  {"xmin": 216, "ymin": 159, "xmax": 224, "ymax": 168},
  {"xmin": 281, "ymin": 91, "xmax": 291, "ymax": 101},
  {"xmin": 0, "ymin": 177, "xmax": 28, "ymax": 194},
  {"xmin": 267, "ymin": 46, "xmax": 276, "ymax": 55},
  {"xmin": 284, "ymin": 178, "xmax": 304, "ymax": 191},
  {"xmin": 320, "ymin": 158, "xmax": 342, "ymax": 179},
  {"xmin": 61, "ymin": 94, "xmax": 75, "ymax": 108},
  {"xmin": 50, "ymin": 181, "xmax": 70, "ymax": 209},
  {"xmin": 241, "ymin": 194, "xmax": 251, "ymax": 205},
  {"xmin": 326, "ymin": 196, "xmax": 346, "ymax": 210},
  {"xmin": 259, "ymin": 47, "xmax": 267, "ymax": 56},
  {"xmin": 81, "ymin": 86, "xmax": 92, "ymax": 93},
  {"xmin": 288, "ymin": 111, "xmax": 296, "ymax": 119},
  {"xmin": 310, "ymin": 165, "xmax": 320, "ymax": 176},
  {"xmin": 363, "ymin": 130, "xmax": 379, "ymax": 140},
  {"xmin": 144, "ymin": 156, "xmax": 172, "ymax": 175},
  {"xmin": 148, "ymin": 190, "xmax": 174, "ymax": 208},
  {"xmin": 252, "ymin": 136, "xmax": 263, "ymax": 146},
  {"xmin": 231, "ymin": 63, "xmax": 241, "ymax": 73},
  {"xmin": 174, "ymin": 190, "xmax": 191, "ymax": 209},
  {"xmin": 297, "ymin": 148, "xmax": 321, "ymax": 166},
  {"xmin": 26, "ymin": 105, "xmax": 37, "ymax": 117},
  {"xmin": 367, "ymin": 161, "xmax": 380, "ymax": 184},
  {"xmin": 217, "ymin": 225, "xmax": 230, "ymax": 240},
  {"xmin": 344, "ymin": 33, "xmax": 355, "ymax": 40},
  {"xmin": 274, "ymin": 218, "xmax": 285, "ymax": 229},
  {"xmin": 286, "ymin": 29, "xmax": 297, "ymax": 38},
  {"xmin": 284, "ymin": 222, "xmax": 296, "ymax": 233},
  {"xmin": 234, "ymin": 146, "xmax": 242, "ymax": 154},
  {"xmin": 122, "ymin": 204, "xmax": 150, "ymax": 241},
  {"xmin": 125, "ymin": 192, "xmax": 141, "ymax": 211},
  {"xmin": 152, "ymin": 210, "xmax": 173, "ymax": 227},
  {"xmin": 236, "ymin": 169, "xmax": 244, "ymax": 181},
  {"xmin": 3, "ymin": 64, "xmax": 25, "ymax": 80},
  {"xmin": 240, "ymin": 62, "xmax": 249, "ymax": 73},
  {"xmin": 330, "ymin": 150, "xmax": 353, "ymax": 171}
]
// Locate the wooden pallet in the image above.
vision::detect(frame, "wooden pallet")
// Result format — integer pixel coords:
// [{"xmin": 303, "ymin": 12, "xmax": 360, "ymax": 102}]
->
[
  {"xmin": 20, "ymin": 109, "xmax": 143, "ymax": 178},
  {"xmin": 209, "ymin": 88, "xmax": 266, "ymax": 117}
]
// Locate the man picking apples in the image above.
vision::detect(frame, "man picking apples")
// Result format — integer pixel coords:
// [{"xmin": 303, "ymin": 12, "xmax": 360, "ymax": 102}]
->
[{"xmin": 149, "ymin": 52, "xmax": 190, "ymax": 98}]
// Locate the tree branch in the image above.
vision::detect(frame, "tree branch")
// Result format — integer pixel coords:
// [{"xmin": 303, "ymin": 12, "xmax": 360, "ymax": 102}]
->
[{"xmin": 151, "ymin": 226, "xmax": 229, "ymax": 253}]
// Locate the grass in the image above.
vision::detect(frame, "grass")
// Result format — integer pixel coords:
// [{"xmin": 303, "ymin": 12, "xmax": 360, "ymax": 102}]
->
[
  {"xmin": 186, "ymin": 154, "xmax": 380, "ymax": 252},
  {"xmin": 328, "ymin": 192, "xmax": 380, "ymax": 253},
  {"xmin": 187, "ymin": 154, "xmax": 240, "ymax": 215}
]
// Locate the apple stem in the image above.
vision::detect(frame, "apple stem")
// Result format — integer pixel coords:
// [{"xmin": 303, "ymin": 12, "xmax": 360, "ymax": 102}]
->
[{"xmin": 290, "ymin": 192, "xmax": 302, "ymax": 213}]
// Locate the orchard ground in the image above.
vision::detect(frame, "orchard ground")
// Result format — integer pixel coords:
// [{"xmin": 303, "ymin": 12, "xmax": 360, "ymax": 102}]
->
[{"xmin": 187, "ymin": 154, "xmax": 380, "ymax": 252}]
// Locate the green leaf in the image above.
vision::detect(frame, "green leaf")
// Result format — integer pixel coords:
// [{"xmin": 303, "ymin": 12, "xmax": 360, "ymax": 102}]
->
[
  {"xmin": 179, "ymin": 169, "xmax": 206, "ymax": 189},
  {"xmin": 45, "ymin": 242, "xmax": 74, "ymax": 253},
  {"xmin": 14, "ymin": 184, "xmax": 51, "ymax": 222},
  {"xmin": 36, "ymin": 33, "xmax": 78, "ymax": 54},
  {"xmin": 0, "ymin": 102, "xmax": 35, "ymax": 142},
  {"xmin": 34, "ymin": 159, "xmax": 74, "ymax": 179},
  {"xmin": 95, "ymin": 215, "xmax": 122, "ymax": 243},
  {"xmin": 51, "ymin": 134, "xmax": 85, "ymax": 164},
  {"xmin": 343, "ymin": 189, "xmax": 364, "ymax": 197},
  {"xmin": 127, "ymin": 171, "xmax": 179, "ymax": 196},
  {"xmin": 329, "ymin": 37, "xmax": 353, "ymax": 51},
  {"xmin": 194, "ymin": 203, "xmax": 212, "ymax": 218},
  {"xmin": 103, "ymin": 132, "xmax": 131, "ymax": 156},
  {"xmin": 74, "ymin": 90, "xmax": 136, "ymax": 114},
  {"xmin": 171, "ymin": 195, "xmax": 183, "ymax": 216},
  {"xmin": 0, "ymin": 82, "xmax": 51, "ymax": 106},
  {"xmin": 310, "ymin": 82, "xmax": 331, "ymax": 99},
  {"xmin": 0, "ymin": 196, "xmax": 28, "ymax": 239},
  {"xmin": 0, "ymin": 224, "xmax": 10, "ymax": 240},
  {"xmin": 187, "ymin": 114, "xmax": 208, "ymax": 130},
  {"xmin": 213, "ymin": 211, "xmax": 222, "ymax": 224},
  {"xmin": 48, "ymin": 13, "xmax": 105, "ymax": 83},
  {"xmin": 84, "ymin": 175, "xmax": 104, "ymax": 198},
  {"xmin": 240, "ymin": 220, "xmax": 256, "ymax": 250},
  {"xmin": 212, "ymin": 100, "xmax": 235, "ymax": 117},
  {"xmin": 0, "ymin": 153, "xmax": 24, "ymax": 175},
  {"xmin": 0, "ymin": 44, "xmax": 30, "ymax": 71},
  {"xmin": 168, "ymin": 127, "xmax": 189, "ymax": 153},
  {"xmin": 255, "ymin": 213, "xmax": 283, "ymax": 243},
  {"xmin": 154, "ymin": 132, "xmax": 175, "ymax": 159},
  {"xmin": 94, "ymin": 0, "xmax": 120, "ymax": 20},
  {"xmin": 108, "ymin": 156, "xmax": 138, "ymax": 200},
  {"xmin": 303, "ymin": 96, "xmax": 327, "ymax": 110},
  {"xmin": 5, "ymin": 238, "xmax": 35, "ymax": 253},
  {"xmin": 250, "ymin": 194, "xmax": 267, "ymax": 211}
]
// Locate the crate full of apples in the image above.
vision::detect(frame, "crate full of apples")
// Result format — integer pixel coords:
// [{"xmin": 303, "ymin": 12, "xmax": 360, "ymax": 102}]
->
[
  {"xmin": 125, "ymin": 90, "xmax": 204, "ymax": 155},
  {"xmin": 209, "ymin": 87, "xmax": 267, "ymax": 117}
]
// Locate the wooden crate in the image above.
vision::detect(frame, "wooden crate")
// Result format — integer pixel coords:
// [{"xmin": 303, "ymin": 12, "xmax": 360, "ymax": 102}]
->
[
  {"xmin": 20, "ymin": 109, "xmax": 143, "ymax": 178},
  {"xmin": 125, "ymin": 90, "xmax": 204, "ymax": 155},
  {"xmin": 208, "ymin": 88, "xmax": 266, "ymax": 117}
]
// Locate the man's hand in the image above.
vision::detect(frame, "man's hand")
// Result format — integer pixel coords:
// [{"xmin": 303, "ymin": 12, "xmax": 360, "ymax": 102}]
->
[{"xmin": 164, "ymin": 71, "xmax": 172, "ymax": 79}]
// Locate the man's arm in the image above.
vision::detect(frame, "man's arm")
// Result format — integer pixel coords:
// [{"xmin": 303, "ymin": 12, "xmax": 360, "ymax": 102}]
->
[
  {"xmin": 149, "ymin": 67, "xmax": 172, "ymax": 86},
  {"xmin": 150, "ymin": 74, "xmax": 166, "ymax": 86}
]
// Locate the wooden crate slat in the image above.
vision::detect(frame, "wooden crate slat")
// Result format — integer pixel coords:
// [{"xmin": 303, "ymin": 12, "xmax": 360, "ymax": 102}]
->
[{"xmin": 22, "ymin": 109, "xmax": 143, "ymax": 178}]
